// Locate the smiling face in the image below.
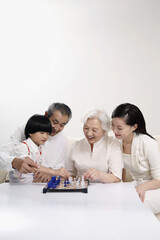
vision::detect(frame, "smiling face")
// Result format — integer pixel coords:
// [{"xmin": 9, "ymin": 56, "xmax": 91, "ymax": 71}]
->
[
  {"xmin": 30, "ymin": 132, "xmax": 50, "ymax": 146},
  {"xmin": 111, "ymin": 117, "xmax": 137, "ymax": 142},
  {"xmin": 83, "ymin": 118, "xmax": 105, "ymax": 145},
  {"xmin": 47, "ymin": 110, "xmax": 69, "ymax": 136}
]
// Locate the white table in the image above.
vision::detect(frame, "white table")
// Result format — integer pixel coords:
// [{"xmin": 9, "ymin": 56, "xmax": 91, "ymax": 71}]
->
[{"xmin": 0, "ymin": 182, "xmax": 159, "ymax": 240}]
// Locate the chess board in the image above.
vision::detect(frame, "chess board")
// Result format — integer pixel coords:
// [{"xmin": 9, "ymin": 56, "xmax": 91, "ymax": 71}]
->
[{"xmin": 43, "ymin": 176, "xmax": 89, "ymax": 194}]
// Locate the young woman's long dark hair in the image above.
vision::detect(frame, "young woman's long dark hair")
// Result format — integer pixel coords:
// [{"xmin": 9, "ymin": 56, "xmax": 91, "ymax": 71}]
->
[{"xmin": 111, "ymin": 103, "xmax": 154, "ymax": 139}]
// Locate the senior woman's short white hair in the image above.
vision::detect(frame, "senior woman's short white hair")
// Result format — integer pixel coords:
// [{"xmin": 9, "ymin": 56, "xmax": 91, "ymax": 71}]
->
[{"xmin": 82, "ymin": 108, "xmax": 111, "ymax": 133}]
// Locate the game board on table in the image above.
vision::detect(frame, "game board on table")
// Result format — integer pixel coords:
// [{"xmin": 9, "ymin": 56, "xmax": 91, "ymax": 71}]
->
[{"xmin": 43, "ymin": 176, "xmax": 89, "ymax": 193}]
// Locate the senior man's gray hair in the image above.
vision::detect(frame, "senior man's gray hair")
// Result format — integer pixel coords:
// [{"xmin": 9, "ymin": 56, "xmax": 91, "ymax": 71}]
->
[{"xmin": 82, "ymin": 108, "xmax": 111, "ymax": 133}]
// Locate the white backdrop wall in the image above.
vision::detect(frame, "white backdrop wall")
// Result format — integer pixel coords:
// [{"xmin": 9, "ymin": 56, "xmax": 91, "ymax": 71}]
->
[{"xmin": 0, "ymin": 0, "xmax": 160, "ymax": 145}]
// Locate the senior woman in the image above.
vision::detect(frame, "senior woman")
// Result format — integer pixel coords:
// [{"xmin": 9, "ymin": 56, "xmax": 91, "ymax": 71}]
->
[{"xmin": 67, "ymin": 109, "xmax": 123, "ymax": 183}]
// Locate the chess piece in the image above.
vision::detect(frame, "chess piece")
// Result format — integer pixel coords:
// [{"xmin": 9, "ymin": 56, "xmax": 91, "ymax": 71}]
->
[
  {"xmin": 81, "ymin": 176, "xmax": 85, "ymax": 188},
  {"xmin": 64, "ymin": 180, "xmax": 67, "ymax": 187},
  {"xmin": 76, "ymin": 181, "xmax": 79, "ymax": 188}
]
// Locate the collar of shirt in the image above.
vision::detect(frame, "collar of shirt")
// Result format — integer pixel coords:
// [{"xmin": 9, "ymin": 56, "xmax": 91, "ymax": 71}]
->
[
  {"xmin": 24, "ymin": 138, "xmax": 42, "ymax": 154},
  {"xmin": 84, "ymin": 135, "xmax": 107, "ymax": 150}
]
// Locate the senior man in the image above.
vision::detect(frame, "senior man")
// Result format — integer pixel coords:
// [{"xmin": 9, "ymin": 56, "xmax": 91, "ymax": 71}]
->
[{"xmin": 0, "ymin": 102, "xmax": 72, "ymax": 182}]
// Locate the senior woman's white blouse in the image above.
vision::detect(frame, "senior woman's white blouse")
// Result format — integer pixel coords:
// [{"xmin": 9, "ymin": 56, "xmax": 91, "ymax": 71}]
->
[{"xmin": 67, "ymin": 135, "xmax": 123, "ymax": 180}]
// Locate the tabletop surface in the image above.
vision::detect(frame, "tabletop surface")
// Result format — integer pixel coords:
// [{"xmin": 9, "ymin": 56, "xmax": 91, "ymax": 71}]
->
[{"xmin": 0, "ymin": 182, "xmax": 160, "ymax": 240}]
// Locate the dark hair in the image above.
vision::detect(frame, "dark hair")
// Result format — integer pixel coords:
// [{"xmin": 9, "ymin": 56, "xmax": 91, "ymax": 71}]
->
[
  {"xmin": 25, "ymin": 114, "xmax": 52, "ymax": 139},
  {"xmin": 47, "ymin": 103, "xmax": 72, "ymax": 121},
  {"xmin": 111, "ymin": 103, "xmax": 154, "ymax": 139}
]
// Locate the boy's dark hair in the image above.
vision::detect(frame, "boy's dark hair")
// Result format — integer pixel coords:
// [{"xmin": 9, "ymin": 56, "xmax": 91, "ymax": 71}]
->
[{"xmin": 25, "ymin": 114, "xmax": 52, "ymax": 139}]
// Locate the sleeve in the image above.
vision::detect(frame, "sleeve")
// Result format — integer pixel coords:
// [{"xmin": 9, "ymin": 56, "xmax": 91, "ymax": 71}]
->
[
  {"xmin": 108, "ymin": 139, "xmax": 124, "ymax": 180},
  {"xmin": 66, "ymin": 143, "xmax": 77, "ymax": 177},
  {"xmin": 144, "ymin": 138, "xmax": 160, "ymax": 180},
  {"xmin": 13, "ymin": 143, "xmax": 29, "ymax": 158},
  {"xmin": 0, "ymin": 125, "xmax": 25, "ymax": 171}
]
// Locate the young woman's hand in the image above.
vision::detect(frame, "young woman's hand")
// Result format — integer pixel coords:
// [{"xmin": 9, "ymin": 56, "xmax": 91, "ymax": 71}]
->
[{"xmin": 135, "ymin": 184, "xmax": 146, "ymax": 202}]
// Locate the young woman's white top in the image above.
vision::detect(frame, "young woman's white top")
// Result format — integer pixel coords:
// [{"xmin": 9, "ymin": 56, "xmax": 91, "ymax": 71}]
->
[{"xmin": 122, "ymin": 133, "xmax": 160, "ymax": 181}]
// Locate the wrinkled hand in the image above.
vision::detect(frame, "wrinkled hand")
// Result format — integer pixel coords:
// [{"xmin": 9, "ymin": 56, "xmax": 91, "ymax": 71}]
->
[
  {"xmin": 56, "ymin": 168, "xmax": 69, "ymax": 179},
  {"xmin": 136, "ymin": 184, "xmax": 146, "ymax": 202},
  {"xmin": 12, "ymin": 157, "xmax": 39, "ymax": 174},
  {"xmin": 84, "ymin": 168, "xmax": 100, "ymax": 181},
  {"xmin": 33, "ymin": 172, "xmax": 51, "ymax": 183}
]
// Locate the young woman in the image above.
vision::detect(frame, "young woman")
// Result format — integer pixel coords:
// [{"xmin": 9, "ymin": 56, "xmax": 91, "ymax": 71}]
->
[
  {"xmin": 67, "ymin": 109, "xmax": 123, "ymax": 183},
  {"xmin": 10, "ymin": 114, "xmax": 69, "ymax": 183},
  {"xmin": 111, "ymin": 103, "xmax": 160, "ymax": 214}
]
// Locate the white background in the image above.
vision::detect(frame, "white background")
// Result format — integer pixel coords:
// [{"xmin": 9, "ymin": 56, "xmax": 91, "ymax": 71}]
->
[{"xmin": 0, "ymin": 0, "xmax": 160, "ymax": 144}]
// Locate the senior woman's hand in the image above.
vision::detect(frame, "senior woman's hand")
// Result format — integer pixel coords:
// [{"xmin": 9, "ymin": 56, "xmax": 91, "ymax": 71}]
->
[{"xmin": 84, "ymin": 168, "xmax": 100, "ymax": 181}]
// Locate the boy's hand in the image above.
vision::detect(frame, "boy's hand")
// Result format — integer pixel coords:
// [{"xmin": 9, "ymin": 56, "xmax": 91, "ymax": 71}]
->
[
  {"xmin": 33, "ymin": 172, "xmax": 51, "ymax": 183},
  {"xmin": 56, "ymin": 168, "xmax": 69, "ymax": 179}
]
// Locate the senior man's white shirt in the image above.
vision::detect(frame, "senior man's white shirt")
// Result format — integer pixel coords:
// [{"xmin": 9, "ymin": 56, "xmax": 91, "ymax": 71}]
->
[{"xmin": 0, "ymin": 125, "xmax": 68, "ymax": 171}]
